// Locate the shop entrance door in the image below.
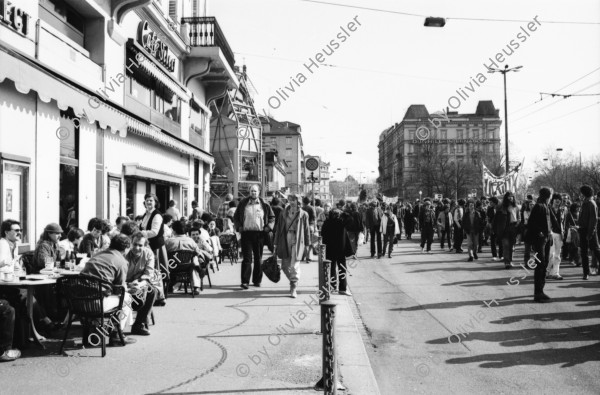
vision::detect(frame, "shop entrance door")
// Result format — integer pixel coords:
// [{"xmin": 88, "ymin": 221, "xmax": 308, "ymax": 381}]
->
[{"xmin": 155, "ymin": 184, "xmax": 169, "ymax": 213}]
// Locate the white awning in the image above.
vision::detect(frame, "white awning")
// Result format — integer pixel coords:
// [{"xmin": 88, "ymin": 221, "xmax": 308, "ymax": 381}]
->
[
  {"xmin": 1, "ymin": 49, "xmax": 212, "ymax": 164},
  {"xmin": 127, "ymin": 117, "xmax": 214, "ymax": 164},
  {"xmin": 123, "ymin": 163, "xmax": 189, "ymax": 185},
  {"xmin": 0, "ymin": 49, "xmax": 128, "ymax": 136}
]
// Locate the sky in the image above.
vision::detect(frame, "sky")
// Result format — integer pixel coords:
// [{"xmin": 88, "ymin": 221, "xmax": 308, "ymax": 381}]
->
[{"xmin": 210, "ymin": 0, "xmax": 600, "ymax": 183}]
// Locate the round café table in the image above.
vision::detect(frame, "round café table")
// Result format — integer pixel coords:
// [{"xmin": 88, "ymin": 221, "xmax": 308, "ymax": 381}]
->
[{"xmin": 0, "ymin": 271, "xmax": 76, "ymax": 348}]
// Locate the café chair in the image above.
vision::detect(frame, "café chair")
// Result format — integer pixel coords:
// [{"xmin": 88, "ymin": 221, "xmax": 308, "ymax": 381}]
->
[
  {"xmin": 56, "ymin": 275, "xmax": 126, "ymax": 357},
  {"xmin": 167, "ymin": 250, "xmax": 197, "ymax": 298}
]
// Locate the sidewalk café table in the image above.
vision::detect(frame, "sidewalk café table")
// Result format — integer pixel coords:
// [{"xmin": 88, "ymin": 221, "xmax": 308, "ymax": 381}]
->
[{"xmin": 0, "ymin": 269, "xmax": 78, "ymax": 348}]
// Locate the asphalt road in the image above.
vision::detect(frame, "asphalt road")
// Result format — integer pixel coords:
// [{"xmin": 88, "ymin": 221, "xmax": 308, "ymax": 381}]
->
[{"xmin": 350, "ymin": 234, "xmax": 600, "ymax": 395}]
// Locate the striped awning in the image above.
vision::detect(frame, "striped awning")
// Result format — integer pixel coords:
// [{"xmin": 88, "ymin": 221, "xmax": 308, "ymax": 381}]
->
[
  {"xmin": 126, "ymin": 117, "xmax": 213, "ymax": 164},
  {"xmin": 0, "ymin": 49, "xmax": 128, "ymax": 136}
]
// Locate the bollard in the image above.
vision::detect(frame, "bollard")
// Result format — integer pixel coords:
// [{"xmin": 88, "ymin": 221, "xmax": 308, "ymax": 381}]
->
[
  {"xmin": 321, "ymin": 301, "xmax": 337, "ymax": 395},
  {"xmin": 322, "ymin": 260, "xmax": 331, "ymax": 302}
]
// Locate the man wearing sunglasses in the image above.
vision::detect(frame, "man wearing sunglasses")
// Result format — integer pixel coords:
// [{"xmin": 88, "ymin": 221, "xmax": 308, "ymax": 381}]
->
[
  {"xmin": 0, "ymin": 220, "xmax": 21, "ymax": 269},
  {"xmin": 0, "ymin": 220, "xmax": 22, "ymax": 361}
]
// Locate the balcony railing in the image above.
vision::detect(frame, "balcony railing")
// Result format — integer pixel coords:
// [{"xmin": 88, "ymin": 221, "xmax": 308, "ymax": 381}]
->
[{"xmin": 182, "ymin": 17, "xmax": 235, "ymax": 70}]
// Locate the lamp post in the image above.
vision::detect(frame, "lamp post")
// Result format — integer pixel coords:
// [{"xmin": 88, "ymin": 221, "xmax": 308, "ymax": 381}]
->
[{"xmin": 487, "ymin": 64, "xmax": 522, "ymax": 174}]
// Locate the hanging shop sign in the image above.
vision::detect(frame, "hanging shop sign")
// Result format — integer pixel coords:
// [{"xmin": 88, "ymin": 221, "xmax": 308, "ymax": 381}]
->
[
  {"xmin": 137, "ymin": 21, "xmax": 176, "ymax": 72},
  {"xmin": 0, "ymin": 0, "xmax": 31, "ymax": 36}
]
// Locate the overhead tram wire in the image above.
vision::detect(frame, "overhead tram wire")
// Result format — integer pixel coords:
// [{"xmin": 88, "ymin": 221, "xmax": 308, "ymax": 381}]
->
[
  {"xmin": 511, "ymin": 80, "xmax": 600, "ymax": 123},
  {"xmin": 299, "ymin": 0, "xmax": 600, "ymax": 25},
  {"xmin": 513, "ymin": 100, "xmax": 600, "ymax": 135},
  {"xmin": 510, "ymin": 66, "xmax": 600, "ymax": 115},
  {"xmin": 234, "ymin": 51, "xmax": 539, "ymax": 93}
]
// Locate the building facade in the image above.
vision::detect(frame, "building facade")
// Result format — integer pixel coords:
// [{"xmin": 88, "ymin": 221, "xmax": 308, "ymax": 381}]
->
[
  {"xmin": 0, "ymin": 0, "xmax": 235, "ymax": 250},
  {"xmin": 209, "ymin": 65, "xmax": 262, "ymax": 210},
  {"xmin": 261, "ymin": 117, "xmax": 304, "ymax": 195},
  {"xmin": 378, "ymin": 101, "xmax": 503, "ymax": 200}
]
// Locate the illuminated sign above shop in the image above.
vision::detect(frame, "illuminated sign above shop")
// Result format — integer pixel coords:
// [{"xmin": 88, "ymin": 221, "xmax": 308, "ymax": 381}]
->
[
  {"xmin": 137, "ymin": 21, "xmax": 176, "ymax": 72},
  {"xmin": 0, "ymin": 0, "xmax": 31, "ymax": 36}
]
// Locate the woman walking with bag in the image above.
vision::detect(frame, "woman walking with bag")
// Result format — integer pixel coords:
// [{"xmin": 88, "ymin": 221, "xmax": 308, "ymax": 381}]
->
[{"xmin": 273, "ymin": 194, "xmax": 310, "ymax": 298}]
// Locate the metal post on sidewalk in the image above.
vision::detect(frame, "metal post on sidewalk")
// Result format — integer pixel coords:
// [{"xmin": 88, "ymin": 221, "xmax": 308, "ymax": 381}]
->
[
  {"xmin": 314, "ymin": 239, "xmax": 344, "ymax": 393},
  {"xmin": 321, "ymin": 301, "xmax": 337, "ymax": 395}
]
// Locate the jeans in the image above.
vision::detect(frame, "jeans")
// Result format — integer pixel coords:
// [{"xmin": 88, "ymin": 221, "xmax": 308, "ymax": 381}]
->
[
  {"xmin": 452, "ymin": 224, "xmax": 463, "ymax": 251},
  {"xmin": 241, "ymin": 231, "xmax": 265, "ymax": 285},
  {"xmin": 467, "ymin": 233, "xmax": 479, "ymax": 255},
  {"xmin": 383, "ymin": 233, "xmax": 395, "ymax": 256},
  {"xmin": 131, "ymin": 286, "xmax": 157, "ymax": 327},
  {"xmin": 281, "ymin": 232, "xmax": 301, "ymax": 285},
  {"xmin": 547, "ymin": 232, "xmax": 563, "ymax": 276},
  {"xmin": 370, "ymin": 227, "xmax": 382, "ymax": 257},
  {"xmin": 0, "ymin": 299, "xmax": 15, "ymax": 352},
  {"xmin": 490, "ymin": 233, "xmax": 502, "ymax": 258},
  {"xmin": 501, "ymin": 237, "xmax": 514, "ymax": 266},
  {"xmin": 421, "ymin": 228, "xmax": 434, "ymax": 251},
  {"xmin": 330, "ymin": 258, "xmax": 347, "ymax": 292},
  {"xmin": 579, "ymin": 230, "xmax": 600, "ymax": 276},
  {"xmin": 440, "ymin": 229, "xmax": 451, "ymax": 248},
  {"xmin": 532, "ymin": 237, "xmax": 550, "ymax": 295}
]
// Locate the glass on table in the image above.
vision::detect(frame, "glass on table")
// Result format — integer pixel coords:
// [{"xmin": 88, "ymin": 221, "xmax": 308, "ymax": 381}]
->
[{"xmin": 44, "ymin": 257, "xmax": 54, "ymax": 270}]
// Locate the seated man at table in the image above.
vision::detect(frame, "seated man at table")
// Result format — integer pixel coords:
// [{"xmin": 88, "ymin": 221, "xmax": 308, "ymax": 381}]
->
[
  {"xmin": 80, "ymin": 234, "xmax": 136, "ymax": 345},
  {"xmin": 0, "ymin": 299, "xmax": 20, "ymax": 362},
  {"xmin": 79, "ymin": 218, "xmax": 104, "ymax": 258},
  {"xmin": 125, "ymin": 232, "xmax": 157, "ymax": 336},
  {"xmin": 164, "ymin": 221, "xmax": 212, "ymax": 295},
  {"xmin": 1, "ymin": 220, "xmax": 56, "ymax": 335}
]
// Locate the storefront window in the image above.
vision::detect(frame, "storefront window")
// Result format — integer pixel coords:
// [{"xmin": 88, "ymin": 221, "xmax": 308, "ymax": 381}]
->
[
  {"xmin": 126, "ymin": 179, "xmax": 135, "ymax": 217},
  {"xmin": 108, "ymin": 177, "xmax": 122, "ymax": 224},
  {"xmin": 129, "ymin": 78, "xmax": 151, "ymax": 107},
  {"xmin": 59, "ymin": 110, "xmax": 79, "ymax": 232},
  {"xmin": 2, "ymin": 161, "xmax": 30, "ymax": 243},
  {"xmin": 182, "ymin": 187, "xmax": 189, "ymax": 217}
]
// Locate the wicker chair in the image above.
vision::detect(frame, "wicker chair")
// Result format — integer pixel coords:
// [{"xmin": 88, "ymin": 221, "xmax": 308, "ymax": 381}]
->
[
  {"xmin": 56, "ymin": 275, "xmax": 126, "ymax": 357},
  {"xmin": 167, "ymin": 250, "xmax": 198, "ymax": 297}
]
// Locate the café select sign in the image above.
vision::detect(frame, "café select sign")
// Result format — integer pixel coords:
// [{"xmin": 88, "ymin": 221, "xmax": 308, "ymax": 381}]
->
[
  {"xmin": 137, "ymin": 21, "xmax": 176, "ymax": 72},
  {"xmin": 0, "ymin": 0, "xmax": 31, "ymax": 36}
]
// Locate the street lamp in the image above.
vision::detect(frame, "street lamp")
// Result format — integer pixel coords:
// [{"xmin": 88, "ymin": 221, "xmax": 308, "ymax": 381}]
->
[
  {"xmin": 424, "ymin": 17, "xmax": 446, "ymax": 27},
  {"xmin": 487, "ymin": 64, "xmax": 522, "ymax": 174}
]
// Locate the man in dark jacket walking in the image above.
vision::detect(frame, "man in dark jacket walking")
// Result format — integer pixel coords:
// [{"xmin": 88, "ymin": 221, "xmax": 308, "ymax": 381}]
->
[
  {"xmin": 525, "ymin": 187, "xmax": 552, "ymax": 302},
  {"xmin": 419, "ymin": 200, "xmax": 437, "ymax": 253},
  {"xmin": 366, "ymin": 201, "xmax": 383, "ymax": 258},
  {"xmin": 463, "ymin": 200, "xmax": 483, "ymax": 261},
  {"xmin": 578, "ymin": 185, "xmax": 600, "ymax": 280},
  {"xmin": 233, "ymin": 185, "xmax": 275, "ymax": 289}
]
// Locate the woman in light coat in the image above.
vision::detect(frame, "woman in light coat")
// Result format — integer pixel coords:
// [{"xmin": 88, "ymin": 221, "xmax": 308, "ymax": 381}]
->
[{"xmin": 273, "ymin": 194, "xmax": 311, "ymax": 298}]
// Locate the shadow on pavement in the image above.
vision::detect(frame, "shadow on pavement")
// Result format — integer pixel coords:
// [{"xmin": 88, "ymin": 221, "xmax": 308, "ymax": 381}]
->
[
  {"xmin": 441, "ymin": 277, "xmax": 516, "ymax": 287},
  {"xmin": 490, "ymin": 310, "xmax": 600, "ymax": 324},
  {"xmin": 390, "ymin": 294, "xmax": 599, "ymax": 311},
  {"xmin": 146, "ymin": 387, "xmax": 316, "ymax": 394},
  {"xmin": 427, "ymin": 323, "xmax": 600, "ymax": 347},
  {"xmin": 444, "ymin": 342, "xmax": 600, "ymax": 368}
]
